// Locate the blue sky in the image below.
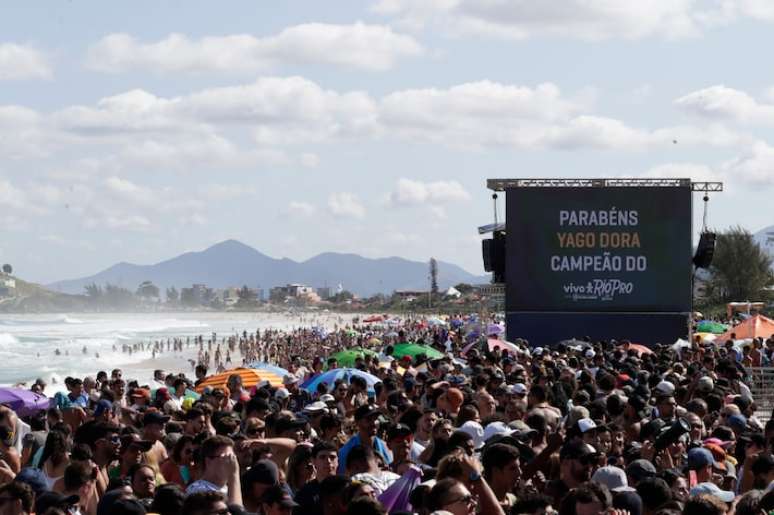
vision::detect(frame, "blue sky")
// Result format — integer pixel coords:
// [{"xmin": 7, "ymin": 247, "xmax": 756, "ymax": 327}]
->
[{"xmin": 2, "ymin": 1, "xmax": 774, "ymax": 284}]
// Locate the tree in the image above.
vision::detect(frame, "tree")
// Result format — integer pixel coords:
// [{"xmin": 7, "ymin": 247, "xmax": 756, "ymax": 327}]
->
[
  {"xmin": 84, "ymin": 283, "xmax": 103, "ymax": 299},
  {"xmin": 702, "ymin": 226, "xmax": 774, "ymax": 303},
  {"xmin": 331, "ymin": 290, "xmax": 355, "ymax": 303},
  {"xmin": 180, "ymin": 288, "xmax": 197, "ymax": 307},
  {"xmin": 1, "ymin": 264, "xmax": 11, "ymax": 275},
  {"xmin": 136, "ymin": 280, "xmax": 160, "ymax": 299},
  {"xmin": 429, "ymin": 258, "xmax": 439, "ymax": 296},
  {"xmin": 165, "ymin": 287, "xmax": 179, "ymax": 303}
]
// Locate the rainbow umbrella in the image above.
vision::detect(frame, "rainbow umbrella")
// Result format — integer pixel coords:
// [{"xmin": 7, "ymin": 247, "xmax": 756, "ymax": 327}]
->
[{"xmin": 195, "ymin": 368, "xmax": 283, "ymax": 393}]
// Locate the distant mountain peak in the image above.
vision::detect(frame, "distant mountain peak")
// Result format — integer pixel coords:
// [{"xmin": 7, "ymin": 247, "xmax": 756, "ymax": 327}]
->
[{"xmin": 47, "ymin": 240, "xmax": 488, "ymax": 296}]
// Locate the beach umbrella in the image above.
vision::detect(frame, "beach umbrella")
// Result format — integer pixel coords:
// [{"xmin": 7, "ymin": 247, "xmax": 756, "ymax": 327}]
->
[
  {"xmin": 329, "ymin": 347, "xmax": 377, "ymax": 368},
  {"xmin": 487, "ymin": 338, "xmax": 520, "ymax": 354},
  {"xmin": 392, "ymin": 343, "xmax": 444, "ymax": 361},
  {"xmin": 486, "ymin": 323, "xmax": 504, "ymax": 336},
  {"xmin": 0, "ymin": 387, "xmax": 50, "ymax": 416},
  {"xmin": 195, "ymin": 368, "xmax": 283, "ymax": 393},
  {"xmin": 626, "ymin": 343, "xmax": 654, "ymax": 356},
  {"xmin": 301, "ymin": 368, "xmax": 380, "ymax": 394},
  {"xmin": 697, "ymin": 321, "xmax": 728, "ymax": 334},
  {"xmin": 427, "ymin": 317, "xmax": 447, "ymax": 327},
  {"xmin": 247, "ymin": 362, "xmax": 290, "ymax": 377}
]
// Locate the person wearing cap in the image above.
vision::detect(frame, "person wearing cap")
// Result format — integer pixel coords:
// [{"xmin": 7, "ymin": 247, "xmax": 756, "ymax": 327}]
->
[
  {"xmin": 241, "ymin": 459, "xmax": 280, "ymax": 513},
  {"xmin": 141, "ymin": 410, "xmax": 170, "ymax": 468},
  {"xmin": 283, "ymin": 374, "xmax": 310, "ymax": 414},
  {"xmin": 545, "ymin": 441, "xmax": 598, "ymax": 504},
  {"xmin": 690, "ymin": 481, "xmax": 736, "ymax": 503},
  {"xmin": 186, "ymin": 435, "xmax": 243, "ymax": 506},
  {"xmin": 109, "ymin": 433, "xmax": 154, "ymax": 482},
  {"xmin": 336, "ymin": 404, "xmax": 390, "ymax": 474},
  {"xmin": 260, "ymin": 484, "xmax": 299, "ymax": 514},
  {"xmin": 386, "ymin": 423, "xmax": 414, "ymax": 474},
  {"xmin": 687, "ymin": 447, "xmax": 717, "ymax": 485},
  {"xmin": 35, "ymin": 490, "xmax": 81, "ymax": 515}
]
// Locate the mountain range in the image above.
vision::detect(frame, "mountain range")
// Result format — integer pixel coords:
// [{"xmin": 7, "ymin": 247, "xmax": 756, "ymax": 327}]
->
[{"xmin": 47, "ymin": 240, "xmax": 489, "ymax": 297}]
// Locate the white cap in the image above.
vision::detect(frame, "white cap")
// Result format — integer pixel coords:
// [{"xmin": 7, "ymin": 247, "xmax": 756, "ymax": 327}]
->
[
  {"xmin": 483, "ymin": 421, "xmax": 516, "ymax": 442},
  {"xmin": 303, "ymin": 401, "xmax": 328, "ymax": 413},
  {"xmin": 275, "ymin": 388, "xmax": 290, "ymax": 400},
  {"xmin": 577, "ymin": 417, "xmax": 597, "ymax": 433},
  {"xmin": 458, "ymin": 420, "xmax": 485, "ymax": 449},
  {"xmin": 592, "ymin": 466, "xmax": 633, "ymax": 492},
  {"xmin": 655, "ymin": 380, "xmax": 675, "ymax": 396},
  {"xmin": 533, "ymin": 347, "xmax": 544, "ymax": 356},
  {"xmin": 697, "ymin": 376, "xmax": 714, "ymax": 392},
  {"xmin": 585, "ymin": 349, "xmax": 596, "ymax": 358},
  {"xmin": 509, "ymin": 383, "xmax": 528, "ymax": 395},
  {"xmin": 319, "ymin": 394, "xmax": 335, "ymax": 403}
]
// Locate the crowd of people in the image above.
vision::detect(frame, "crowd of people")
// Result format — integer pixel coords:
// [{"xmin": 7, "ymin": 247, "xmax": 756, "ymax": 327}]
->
[{"xmin": 0, "ymin": 315, "xmax": 771, "ymax": 515}]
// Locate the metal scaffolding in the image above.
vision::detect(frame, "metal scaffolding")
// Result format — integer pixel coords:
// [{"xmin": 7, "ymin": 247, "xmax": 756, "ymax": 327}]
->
[{"xmin": 487, "ymin": 178, "xmax": 723, "ymax": 191}]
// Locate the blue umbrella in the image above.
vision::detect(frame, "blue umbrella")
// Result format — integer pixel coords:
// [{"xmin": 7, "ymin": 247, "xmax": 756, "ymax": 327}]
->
[
  {"xmin": 301, "ymin": 368, "xmax": 380, "ymax": 394},
  {"xmin": 248, "ymin": 362, "xmax": 290, "ymax": 377}
]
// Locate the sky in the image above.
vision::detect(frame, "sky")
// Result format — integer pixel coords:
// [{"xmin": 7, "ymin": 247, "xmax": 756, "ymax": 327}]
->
[{"xmin": 3, "ymin": 1, "xmax": 774, "ymax": 285}]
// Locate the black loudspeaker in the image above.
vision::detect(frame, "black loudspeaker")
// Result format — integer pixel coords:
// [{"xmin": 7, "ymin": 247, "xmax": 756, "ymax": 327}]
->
[
  {"xmin": 482, "ymin": 232, "xmax": 506, "ymax": 281},
  {"xmin": 482, "ymin": 239, "xmax": 493, "ymax": 272},
  {"xmin": 693, "ymin": 232, "xmax": 716, "ymax": 269}
]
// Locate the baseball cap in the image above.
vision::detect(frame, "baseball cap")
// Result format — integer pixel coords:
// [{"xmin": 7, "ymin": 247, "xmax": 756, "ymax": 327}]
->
[
  {"xmin": 728, "ymin": 414, "xmax": 747, "ymax": 431},
  {"xmin": 387, "ymin": 423, "xmax": 413, "ymax": 441},
  {"xmin": 576, "ymin": 418, "xmax": 597, "ymax": 434},
  {"xmin": 458, "ymin": 421, "xmax": 485, "ymax": 449},
  {"xmin": 242, "ymin": 459, "xmax": 280, "ymax": 487},
  {"xmin": 142, "ymin": 411, "xmax": 170, "ymax": 426},
  {"xmin": 274, "ymin": 388, "xmax": 290, "ymax": 400},
  {"xmin": 120, "ymin": 435, "xmax": 154, "ymax": 452},
  {"xmin": 592, "ymin": 466, "xmax": 634, "ymax": 492},
  {"xmin": 110, "ymin": 498, "xmax": 147, "ymax": 515},
  {"xmin": 655, "ymin": 381, "xmax": 675, "ymax": 396},
  {"xmin": 14, "ymin": 467, "xmax": 48, "ymax": 496},
  {"xmin": 585, "ymin": 349, "xmax": 596, "ymax": 358},
  {"xmin": 687, "ymin": 447, "xmax": 717, "ymax": 470},
  {"xmin": 354, "ymin": 404, "xmax": 381, "ymax": 421},
  {"xmin": 130, "ymin": 388, "xmax": 151, "ymax": 401},
  {"xmin": 483, "ymin": 421, "xmax": 516, "ymax": 443},
  {"xmin": 35, "ymin": 492, "xmax": 80, "ymax": 514},
  {"xmin": 697, "ymin": 376, "xmax": 714, "ymax": 392},
  {"xmin": 626, "ymin": 459, "xmax": 657, "ymax": 482},
  {"xmin": 274, "ymin": 416, "xmax": 307, "ymax": 434},
  {"xmin": 560, "ymin": 441, "xmax": 598, "ymax": 461},
  {"xmin": 319, "ymin": 394, "xmax": 335, "ymax": 403},
  {"xmin": 261, "ymin": 485, "xmax": 299, "ymax": 508},
  {"xmin": 509, "ymin": 383, "xmax": 528, "ymax": 396},
  {"xmin": 690, "ymin": 482, "xmax": 735, "ymax": 503},
  {"xmin": 303, "ymin": 401, "xmax": 328, "ymax": 414},
  {"xmin": 94, "ymin": 399, "xmax": 113, "ymax": 417}
]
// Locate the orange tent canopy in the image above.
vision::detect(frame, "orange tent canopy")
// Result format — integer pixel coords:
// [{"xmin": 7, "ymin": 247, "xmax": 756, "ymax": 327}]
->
[
  {"xmin": 195, "ymin": 367, "xmax": 283, "ymax": 393},
  {"xmin": 716, "ymin": 314, "xmax": 774, "ymax": 341}
]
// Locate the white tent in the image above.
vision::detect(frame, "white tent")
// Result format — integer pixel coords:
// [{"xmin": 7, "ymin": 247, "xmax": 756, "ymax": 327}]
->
[{"xmin": 444, "ymin": 286, "xmax": 462, "ymax": 298}]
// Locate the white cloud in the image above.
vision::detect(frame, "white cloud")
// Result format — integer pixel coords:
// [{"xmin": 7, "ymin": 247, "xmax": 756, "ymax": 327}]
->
[
  {"xmin": 373, "ymin": 0, "xmax": 703, "ymax": 40},
  {"xmin": 640, "ymin": 162, "xmax": 722, "ymax": 183},
  {"xmin": 721, "ymin": 140, "xmax": 774, "ymax": 185},
  {"xmin": 0, "ymin": 43, "xmax": 52, "ymax": 80},
  {"xmin": 675, "ymin": 85, "xmax": 774, "ymax": 123},
  {"xmin": 86, "ymin": 23, "xmax": 423, "ymax": 73},
  {"xmin": 389, "ymin": 178, "xmax": 471, "ymax": 206},
  {"xmin": 328, "ymin": 192, "xmax": 366, "ymax": 219},
  {"xmin": 287, "ymin": 201, "xmax": 317, "ymax": 217}
]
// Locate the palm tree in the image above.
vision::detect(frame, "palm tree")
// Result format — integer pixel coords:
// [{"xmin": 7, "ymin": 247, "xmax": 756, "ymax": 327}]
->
[{"xmin": 1, "ymin": 264, "xmax": 11, "ymax": 275}]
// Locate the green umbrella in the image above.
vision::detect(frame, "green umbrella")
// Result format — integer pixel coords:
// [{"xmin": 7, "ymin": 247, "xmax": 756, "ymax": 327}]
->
[
  {"xmin": 697, "ymin": 321, "xmax": 728, "ymax": 334},
  {"xmin": 329, "ymin": 347, "xmax": 377, "ymax": 368},
  {"xmin": 392, "ymin": 342, "xmax": 444, "ymax": 361}
]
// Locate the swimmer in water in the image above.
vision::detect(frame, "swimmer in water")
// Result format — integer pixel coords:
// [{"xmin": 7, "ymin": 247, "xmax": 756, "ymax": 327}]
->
[{"xmin": 55, "ymin": 349, "xmax": 61, "ymax": 356}]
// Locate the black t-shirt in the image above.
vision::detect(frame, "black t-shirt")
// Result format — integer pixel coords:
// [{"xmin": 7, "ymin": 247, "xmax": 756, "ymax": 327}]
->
[{"xmin": 294, "ymin": 479, "xmax": 322, "ymax": 515}]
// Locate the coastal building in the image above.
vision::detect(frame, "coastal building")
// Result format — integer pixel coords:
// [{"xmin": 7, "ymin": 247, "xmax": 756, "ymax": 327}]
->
[
  {"xmin": 0, "ymin": 277, "xmax": 15, "ymax": 298},
  {"xmin": 317, "ymin": 286, "xmax": 333, "ymax": 300}
]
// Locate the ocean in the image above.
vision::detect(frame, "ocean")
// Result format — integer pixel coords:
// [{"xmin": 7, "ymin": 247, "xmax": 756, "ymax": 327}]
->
[{"xmin": 0, "ymin": 312, "xmax": 349, "ymax": 390}]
